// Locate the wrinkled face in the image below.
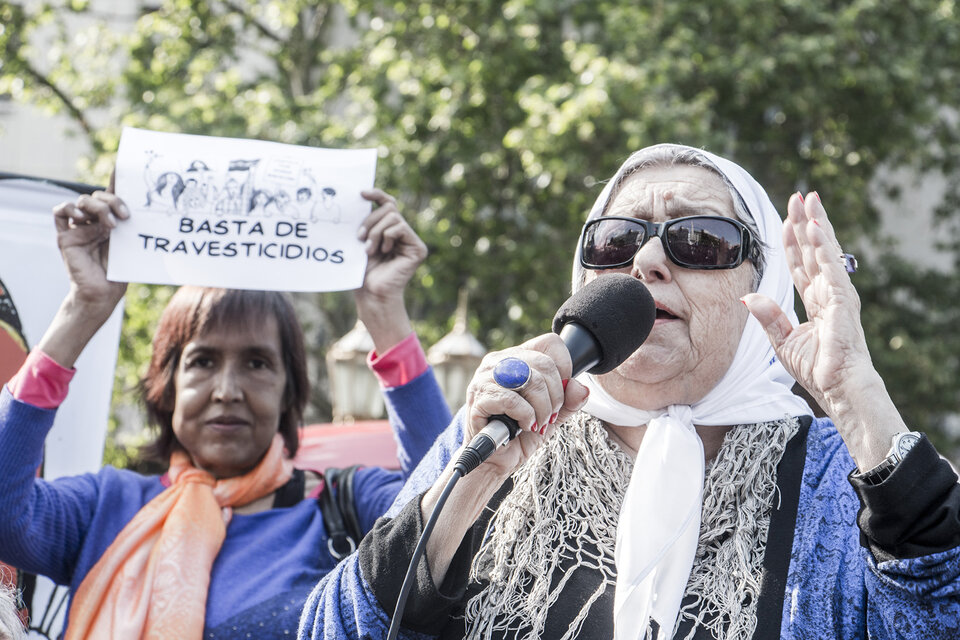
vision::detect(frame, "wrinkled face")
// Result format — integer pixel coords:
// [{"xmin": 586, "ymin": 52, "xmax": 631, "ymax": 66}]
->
[
  {"xmin": 171, "ymin": 315, "xmax": 287, "ymax": 478},
  {"xmin": 585, "ymin": 165, "xmax": 756, "ymax": 411}
]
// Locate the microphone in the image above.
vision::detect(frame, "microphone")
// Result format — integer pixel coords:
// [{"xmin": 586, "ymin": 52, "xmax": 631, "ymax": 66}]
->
[{"xmin": 456, "ymin": 274, "xmax": 656, "ymax": 474}]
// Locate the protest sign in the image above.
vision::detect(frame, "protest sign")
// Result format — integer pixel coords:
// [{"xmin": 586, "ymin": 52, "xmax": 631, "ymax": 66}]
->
[{"xmin": 110, "ymin": 127, "xmax": 377, "ymax": 291}]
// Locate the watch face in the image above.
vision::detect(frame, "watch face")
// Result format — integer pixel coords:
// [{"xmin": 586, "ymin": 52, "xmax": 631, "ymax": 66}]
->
[{"xmin": 894, "ymin": 433, "xmax": 921, "ymax": 458}]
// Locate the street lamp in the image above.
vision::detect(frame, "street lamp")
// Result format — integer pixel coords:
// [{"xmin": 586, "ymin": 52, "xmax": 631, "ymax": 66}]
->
[
  {"xmin": 326, "ymin": 319, "xmax": 385, "ymax": 422},
  {"xmin": 427, "ymin": 289, "xmax": 486, "ymax": 412}
]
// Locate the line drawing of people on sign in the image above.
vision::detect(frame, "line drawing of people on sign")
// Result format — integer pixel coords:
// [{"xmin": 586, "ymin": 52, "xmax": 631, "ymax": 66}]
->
[
  {"xmin": 143, "ymin": 150, "xmax": 185, "ymax": 213},
  {"xmin": 288, "ymin": 168, "xmax": 319, "ymax": 221},
  {"xmin": 134, "ymin": 144, "xmax": 358, "ymax": 224},
  {"xmin": 266, "ymin": 189, "xmax": 293, "ymax": 218},
  {"xmin": 181, "ymin": 160, "xmax": 217, "ymax": 213},
  {"xmin": 294, "ymin": 187, "xmax": 314, "ymax": 221},
  {"xmin": 247, "ymin": 189, "xmax": 271, "ymax": 217},
  {"xmin": 311, "ymin": 187, "xmax": 342, "ymax": 224},
  {"xmin": 215, "ymin": 159, "xmax": 259, "ymax": 217},
  {"xmin": 216, "ymin": 177, "xmax": 244, "ymax": 216},
  {"xmin": 247, "ymin": 188, "xmax": 294, "ymax": 218},
  {"xmin": 0, "ymin": 276, "xmax": 28, "ymax": 384}
]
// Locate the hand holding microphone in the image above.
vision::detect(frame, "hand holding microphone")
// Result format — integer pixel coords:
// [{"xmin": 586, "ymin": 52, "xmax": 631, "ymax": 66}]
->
[
  {"xmin": 457, "ymin": 274, "xmax": 656, "ymax": 475},
  {"xmin": 388, "ymin": 275, "xmax": 656, "ymax": 639}
]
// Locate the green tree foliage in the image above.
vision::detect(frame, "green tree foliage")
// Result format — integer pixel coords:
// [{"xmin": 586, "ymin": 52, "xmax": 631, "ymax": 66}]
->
[{"xmin": 2, "ymin": 0, "xmax": 958, "ymax": 455}]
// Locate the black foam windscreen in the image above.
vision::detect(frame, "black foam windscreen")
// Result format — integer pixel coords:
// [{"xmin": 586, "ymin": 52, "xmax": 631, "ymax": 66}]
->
[{"xmin": 551, "ymin": 273, "xmax": 656, "ymax": 375}]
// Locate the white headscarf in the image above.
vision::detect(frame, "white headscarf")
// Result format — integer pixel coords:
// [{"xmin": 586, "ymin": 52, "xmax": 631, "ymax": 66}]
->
[{"xmin": 571, "ymin": 144, "xmax": 811, "ymax": 639}]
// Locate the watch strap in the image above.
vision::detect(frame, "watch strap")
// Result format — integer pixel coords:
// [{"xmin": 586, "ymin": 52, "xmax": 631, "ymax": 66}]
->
[{"xmin": 856, "ymin": 431, "xmax": 922, "ymax": 486}]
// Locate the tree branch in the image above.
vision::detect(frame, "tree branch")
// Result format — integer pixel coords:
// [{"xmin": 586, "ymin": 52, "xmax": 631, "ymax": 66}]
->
[
  {"xmin": 220, "ymin": 0, "xmax": 285, "ymax": 44},
  {"xmin": 0, "ymin": 5, "xmax": 98, "ymax": 150},
  {"xmin": 21, "ymin": 60, "xmax": 99, "ymax": 151},
  {"xmin": 308, "ymin": 4, "xmax": 328, "ymax": 43},
  {"xmin": 300, "ymin": 4, "xmax": 330, "ymax": 95}
]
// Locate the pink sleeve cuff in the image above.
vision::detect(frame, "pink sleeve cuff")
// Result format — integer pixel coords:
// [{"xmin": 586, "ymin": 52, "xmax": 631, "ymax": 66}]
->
[
  {"xmin": 367, "ymin": 332, "xmax": 429, "ymax": 388},
  {"xmin": 7, "ymin": 349, "xmax": 75, "ymax": 409}
]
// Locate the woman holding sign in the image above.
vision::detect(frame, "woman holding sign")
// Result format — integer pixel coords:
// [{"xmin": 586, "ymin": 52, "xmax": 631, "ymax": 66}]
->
[{"xmin": 0, "ymin": 185, "xmax": 451, "ymax": 639}]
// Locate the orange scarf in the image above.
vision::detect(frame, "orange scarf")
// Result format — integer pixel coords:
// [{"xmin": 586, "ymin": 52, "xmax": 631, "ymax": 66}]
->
[{"xmin": 65, "ymin": 434, "xmax": 293, "ymax": 639}]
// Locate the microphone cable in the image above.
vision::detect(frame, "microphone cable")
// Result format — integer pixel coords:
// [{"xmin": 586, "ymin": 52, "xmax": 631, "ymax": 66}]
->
[{"xmin": 385, "ymin": 428, "xmax": 514, "ymax": 640}]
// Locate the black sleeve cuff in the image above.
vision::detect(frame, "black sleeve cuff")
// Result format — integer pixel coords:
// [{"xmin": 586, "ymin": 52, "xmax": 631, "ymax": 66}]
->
[
  {"xmin": 849, "ymin": 435, "xmax": 960, "ymax": 562},
  {"xmin": 358, "ymin": 493, "xmax": 481, "ymax": 635}
]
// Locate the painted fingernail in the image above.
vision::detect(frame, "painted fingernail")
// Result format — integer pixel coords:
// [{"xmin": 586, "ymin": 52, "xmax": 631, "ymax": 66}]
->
[
  {"xmin": 561, "ymin": 379, "xmax": 569, "ymax": 390},
  {"xmin": 796, "ymin": 191, "xmax": 804, "ymax": 203},
  {"xmin": 740, "ymin": 297, "xmax": 747, "ymax": 306},
  {"xmin": 813, "ymin": 191, "xmax": 821, "ymax": 203},
  {"xmin": 549, "ymin": 412, "xmax": 558, "ymax": 424},
  {"xmin": 812, "ymin": 218, "xmax": 821, "ymax": 226},
  {"xmin": 530, "ymin": 420, "xmax": 538, "ymax": 432},
  {"xmin": 539, "ymin": 424, "xmax": 547, "ymax": 435}
]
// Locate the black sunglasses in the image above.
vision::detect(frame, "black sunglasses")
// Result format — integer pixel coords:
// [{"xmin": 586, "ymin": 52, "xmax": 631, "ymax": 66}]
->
[{"xmin": 580, "ymin": 215, "xmax": 756, "ymax": 270}]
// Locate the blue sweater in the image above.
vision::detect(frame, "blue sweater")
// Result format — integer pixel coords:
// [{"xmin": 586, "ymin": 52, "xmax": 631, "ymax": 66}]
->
[
  {"xmin": 299, "ymin": 411, "xmax": 960, "ymax": 639},
  {"xmin": 0, "ymin": 369, "xmax": 452, "ymax": 639}
]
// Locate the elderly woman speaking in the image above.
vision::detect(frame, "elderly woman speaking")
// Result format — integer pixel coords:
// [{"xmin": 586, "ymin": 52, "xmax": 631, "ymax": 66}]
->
[{"xmin": 301, "ymin": 144, "xmax": 960, "ymax": 640}]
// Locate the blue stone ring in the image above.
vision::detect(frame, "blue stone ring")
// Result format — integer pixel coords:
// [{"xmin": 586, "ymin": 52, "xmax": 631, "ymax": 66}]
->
[{"xmin": 492, "ymin": 357, "xmax": 531, "ymax": 391}]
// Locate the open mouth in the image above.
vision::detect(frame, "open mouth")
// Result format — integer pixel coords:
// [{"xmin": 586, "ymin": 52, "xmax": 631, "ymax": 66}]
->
[{"xmin": 655, "ymin": 306, "xmax": 679, "ymax": 320}]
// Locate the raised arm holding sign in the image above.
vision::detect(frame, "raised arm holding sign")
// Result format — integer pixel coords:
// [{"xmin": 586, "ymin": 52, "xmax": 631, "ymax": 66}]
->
[{"xmin": 0, "ymin": 131, "xmax": 454, "ymax": 639}]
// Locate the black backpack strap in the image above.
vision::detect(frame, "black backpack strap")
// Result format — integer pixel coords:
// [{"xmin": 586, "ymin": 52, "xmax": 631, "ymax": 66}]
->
[
  {"xmin": 319, "ymin": 465, "xmax": 364, "ymax": 560},
  {"xmin": 271, "ymin": 468, "xmax": 306, "ymax": 509},
  {"xmin": 335, "ymin": 464, "xmax": 363, "ymax": 544}
]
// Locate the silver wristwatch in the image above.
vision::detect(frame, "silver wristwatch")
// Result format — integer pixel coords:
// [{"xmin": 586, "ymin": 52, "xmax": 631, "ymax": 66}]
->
[{"xmin": 858, "ymin": 431, "xmax": 922, "ymax": 486}]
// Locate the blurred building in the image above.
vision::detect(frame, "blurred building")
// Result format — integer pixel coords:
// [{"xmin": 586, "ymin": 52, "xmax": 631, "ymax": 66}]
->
[{"xmin": 0, "ymin": 0, "xmax": 141, "ymax": 179}]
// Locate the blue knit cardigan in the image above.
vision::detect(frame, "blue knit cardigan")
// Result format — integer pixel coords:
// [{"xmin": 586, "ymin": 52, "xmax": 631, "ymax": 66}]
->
[{"xmin": 299, "ymin": 403, "xmax": 960, "ymax": 639}]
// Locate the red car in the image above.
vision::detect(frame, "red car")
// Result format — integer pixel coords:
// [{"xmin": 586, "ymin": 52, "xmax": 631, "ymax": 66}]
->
[{"xmin": 294, "ymin": 420, "xmax": 400, "ymax": 471}]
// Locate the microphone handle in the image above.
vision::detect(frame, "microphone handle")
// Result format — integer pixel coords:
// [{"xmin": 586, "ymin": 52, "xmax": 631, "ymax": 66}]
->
[
  {"xmin": 558, "ymin": 322, "xmax": 602, "ymax": 377},
  {"xmin": 457, "ymin": 323, "xmax": 601, "ymax": 476},
  {"xmin": 455, "ymin": 414, "xmax": 520, "ymax": 475}
]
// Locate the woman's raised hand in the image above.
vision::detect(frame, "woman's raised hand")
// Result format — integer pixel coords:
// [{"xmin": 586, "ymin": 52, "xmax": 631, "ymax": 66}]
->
[
  {"xmin": 52, "ymin": 184, "xmax": 129, "ymax": 316},
  {"xmin": 353, "ymin": 189, "xmax": 427, "ymax": 353},
  {"xmin": 40, "ymin": 178, "xmax": 130, "ymax": 369},
  {"xmin": 463, "ymin": 334, "xmax": 590, "ymax": 478},
  {"xmin": 743, "ymin": 192, "xmax": 906, "ymax": 469},
  {"xmin": 744, "ymin": 192, "xmax": 872, "ymax": 409},
  {"xmin": 356, "ymin": 189, "xmax": 427, "ymax": 297}
]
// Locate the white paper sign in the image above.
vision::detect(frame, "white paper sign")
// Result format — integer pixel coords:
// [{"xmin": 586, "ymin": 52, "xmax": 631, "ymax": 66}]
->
[{"xmin": 110, "ymin": 127, "xmax": 377, "ymax": 292}]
